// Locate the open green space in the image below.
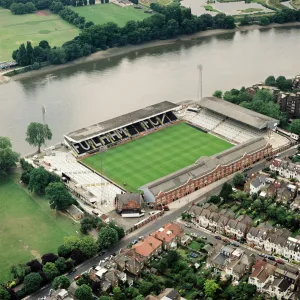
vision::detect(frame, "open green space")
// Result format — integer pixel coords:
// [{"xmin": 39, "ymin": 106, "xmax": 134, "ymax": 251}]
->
[
  {"xmin": 0, "ymin": 175, "xmax": 80, "ymax": 283},
  {"xmin": 81, "ymin": 122, "xmax": 232, "ymax": 192},
  {"xmin": 203, "ymin": 4, "xmax": 221, "ymax": 12},
  {"xmin": 71, "ymin": 3, "xmax": 149, "ymax": 27},
  {"xmin": 189, "ymin": 241, "xmax": 202, "ymax": 251},
  {"xmin": 0, "ymin": 8, "xmax": 79, "ymax": 62}
]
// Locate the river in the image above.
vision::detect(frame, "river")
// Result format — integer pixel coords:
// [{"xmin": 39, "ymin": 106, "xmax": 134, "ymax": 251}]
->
[{"xmin": 1, "ymin": 25, "xmax": 300, "ymax": 155}]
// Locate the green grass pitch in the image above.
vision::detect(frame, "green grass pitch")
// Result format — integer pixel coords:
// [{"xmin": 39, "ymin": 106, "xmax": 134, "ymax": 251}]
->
[
  {"xmin": 81, "ymin": 122, "xmax": 233, "ymax": 192},
  {"xmin": 0, "ymin": 175, "xmax": 80, "ymax": 282},
  {"xmin": 0, "ymin": 8, "xmax": 79, "ymax": 62},
  {"xmin": 71, "ymin": 4, "xmax": 149, "ymax": 27}
]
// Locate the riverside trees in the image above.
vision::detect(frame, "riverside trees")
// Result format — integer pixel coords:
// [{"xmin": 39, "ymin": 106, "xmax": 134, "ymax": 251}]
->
[{"xmin": 0, "ymin": 137, "xmax": 19, "ymax": 180}]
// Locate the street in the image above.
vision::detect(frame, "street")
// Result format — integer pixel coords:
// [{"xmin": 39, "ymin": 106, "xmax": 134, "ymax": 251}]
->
[{"xmin": 29, "ymin": 145, "xmax": 298, "ymax": 299}]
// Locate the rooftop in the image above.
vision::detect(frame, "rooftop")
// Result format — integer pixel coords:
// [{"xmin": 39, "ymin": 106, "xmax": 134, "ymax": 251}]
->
[
  {"xmin": 199, "ymin": 97, "xmax": 279, "ymax": 130},
  {"xmin": 65, "ymin": 101, "xmax": 178, "ymax": 142}
]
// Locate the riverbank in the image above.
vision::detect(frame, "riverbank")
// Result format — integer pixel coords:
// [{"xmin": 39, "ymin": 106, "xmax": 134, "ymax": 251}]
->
[{"xmin": 4, "ymin": 22, "xmax": 300, "ymax": 82}]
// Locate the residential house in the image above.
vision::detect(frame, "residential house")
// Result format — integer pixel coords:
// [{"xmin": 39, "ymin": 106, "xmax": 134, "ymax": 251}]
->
[
  {"xmin": 51, "ymin": 289, "xmax": 73, "ymax": 300},
  {"xmin": 246, "ymin": 223, "xmax": 271, "ymax": 249},
  {"xmin": 151, "ymin": 222, "xmax": 183, "ymax": 250},
  {"xmin": 132, "ymin": 236, "xmax": 162, "ymax": 260},
  {"xmin": 225, "ymin": 215, "xmax": 252, "ymax": 240},
  {"xmin": 224, "ymin": 253, "xmax": 254, "ymax": 281},
  {"xmin": 208, "ymin": 212, "xmax": 221, "ymax": 232},
  {"xmin": 264, "ymin": 228, "xmax": 291, "ymax": 256},
  {"xmin": 291, "ymin": 195, "xmax": 300, "ymax": 210},
  {"xmin": 216, "ymin": 209, "xmax": 234, "ymax": 234},
  {"xmin": 249, "ymin": 260, "xmax": 298, "ymax": 299},
  {"xmin": 145, "ymin": 288, "xmax": 185, "ymax": 300},
  {"xmin": 114, "ymin": 248, "xmax": 145, "ymax": 275},
  {"xmin": 250, "ymin": 175, "xmax": 267, "ymax": 195},
  {"xmin": 270, "ymin": 159, "xmax": 300, "ymax": 181},
  {"xmin": 276, "ymin": 183, "xmax": 296, "ymax": 204}
]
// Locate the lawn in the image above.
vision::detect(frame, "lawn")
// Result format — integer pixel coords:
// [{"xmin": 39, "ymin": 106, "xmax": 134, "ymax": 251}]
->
[
  {"xmin": 189, "ymin": 241, "xmax": 202, "ymax": 251},
  {"xmin": 81, "ymin": 122, "xmax": 232, "ymax": 192},
  {"xmin": 0, "ymin": 175, "xmax": 80, "ymax": 283},
  {"xmin": 0, "ymin": 8, "xmax": 79, "ymax": 62},
  {"xmin": 71, "ymin": 3, "xmax": 149, "ymax": 27}
]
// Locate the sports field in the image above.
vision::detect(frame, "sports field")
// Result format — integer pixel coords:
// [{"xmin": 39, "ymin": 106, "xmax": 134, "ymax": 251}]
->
[
  {"xmin": 81, "ymin": 123, "xmax": 232, "ymax": 192},
  {"xmin": 71, "ymin": 3, "xmax": 149, "ymax": 27},
  {"xmin": 0, "ymin": 8, "xmax": 79, "ymax": 62},
  {"xmin": 0, "ymin": 175, "xmax": 80, "ymax": 282}
]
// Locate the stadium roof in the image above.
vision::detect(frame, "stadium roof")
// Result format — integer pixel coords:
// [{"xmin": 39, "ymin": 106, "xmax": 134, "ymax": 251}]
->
[
  {"xmin": 140, "ymin": 137, "xmax": 268, "ymax": 202},
  {"xmin": 65, "ymin": 101, "xmax": 179, "ymax": 142},
  {"xmin": 199, "ymin": 97, "xmax": 279, "ymax": 130}
]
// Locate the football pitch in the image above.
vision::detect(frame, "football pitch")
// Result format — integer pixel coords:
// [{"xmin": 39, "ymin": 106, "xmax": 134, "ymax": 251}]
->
[
  {"xmin": 81, "ymin": 123, "xmax": 232, "ymax": 192},
  {"xmin": 71, "ymin": 4, "xmax": 149, "ymax": 27},
  {"xmin": 0, "ymin": 8, "xmax": 79, "ymax": 62}
]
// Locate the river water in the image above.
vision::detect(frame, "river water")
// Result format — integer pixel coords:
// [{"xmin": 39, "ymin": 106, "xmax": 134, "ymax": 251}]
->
[{"xmin": 1, "ymin": 25, "xmax": 300, "ymax": 155}]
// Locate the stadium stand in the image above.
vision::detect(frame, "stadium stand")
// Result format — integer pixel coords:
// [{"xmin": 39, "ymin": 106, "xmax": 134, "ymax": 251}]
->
[
  {"xmin": 64, "ymin": 102, "xmax": 179, "ymax": 156},
  {"xmin": 43, "ymin": 152, "xmax": 123, "ymax": 213}
]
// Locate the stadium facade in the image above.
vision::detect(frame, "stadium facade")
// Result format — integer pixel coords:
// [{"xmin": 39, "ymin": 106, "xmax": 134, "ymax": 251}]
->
[{"xmin": 62, "ymin": 97, "xmax": 292, "ymax": 211}]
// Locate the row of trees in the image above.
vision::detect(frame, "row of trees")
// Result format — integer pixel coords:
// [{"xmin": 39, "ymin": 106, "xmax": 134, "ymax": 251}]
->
[
  {"xmin": 10, "ymin": 2, "xmax": 36, "ymax": 14},
  {"xmin": 265, "ymin": 75, "xmax": 293, "ymax": 92},
  {"xmin": 12, "ymin": 4, "xmax": 236, "ymax": 67},
  {"xmin": 0, "ymin": 137, "xmax": 19, "ymax": 180}
]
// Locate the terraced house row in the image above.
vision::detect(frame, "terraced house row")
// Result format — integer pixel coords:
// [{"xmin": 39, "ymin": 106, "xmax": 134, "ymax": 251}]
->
[{"xmin": 189, "ymin": 203, "xmax": 300, "ymax": 262}]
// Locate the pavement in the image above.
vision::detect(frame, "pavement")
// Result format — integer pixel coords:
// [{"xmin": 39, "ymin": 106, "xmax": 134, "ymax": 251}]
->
[{"xmin": 27, "ymin": 145, "xmax": 298, "ymax": 299}]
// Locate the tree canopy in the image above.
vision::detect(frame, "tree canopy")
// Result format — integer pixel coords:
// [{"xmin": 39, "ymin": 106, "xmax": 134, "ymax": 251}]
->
[
  {"xmin": 52, "ymin": 275, "xmax": 71, "ymax": 290},
  {"xmin": 28, "ymin": 167, "xmax": 58, "ymax": 194},
  {"xmin": 233, "ymin": 172, "xmax": 245, "ymax": 187},
  {"xmin": 25, "ymin": 122, "xmax": 52, "ymax": 153},
  {"xmin": 98, "ymin": 226, "xmax": 118, "ymax": 250},
  {"xmin": 204, "ymin": 279, "xmax": 220, "ymax": 298},
  {"xmin": 45, "ymin": 182, "xmax": 74, "ymax": 210},
  {"xmin": 75, "ymin": 284, "xmax": 92, "ymax": 300},
  {"xmin": 24, "ymin": 272, "xmax": 42, "ymax": 294},
  {"xmin": 43, "ymin": 262, "xmax": 59, "ymax": 281},
  {"xmin": 0, "ymin": 137, "xmax": 19, "ymax": 180},
  {"xmin": 291, "ymin": 119, "xmax": 300, "ymax": 135}
]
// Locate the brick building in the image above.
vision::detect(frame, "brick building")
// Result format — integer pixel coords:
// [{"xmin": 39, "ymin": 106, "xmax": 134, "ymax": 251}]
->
[
  {"xmin": 140, "ymin": 137, "xmax": 272, "ymax": 207},
  {"xmin": 115, "ymin": 193, "xmax": 143, "ymax": 213},
  {"xmin": 277, "ymin": 92, "xmax": 300, "ymax": 118}
]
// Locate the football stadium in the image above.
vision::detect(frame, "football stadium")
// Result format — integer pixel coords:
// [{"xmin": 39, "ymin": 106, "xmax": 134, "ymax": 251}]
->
[{"xmin": 41, "ymin": 98, "xmax": 292, "ymax": 214}]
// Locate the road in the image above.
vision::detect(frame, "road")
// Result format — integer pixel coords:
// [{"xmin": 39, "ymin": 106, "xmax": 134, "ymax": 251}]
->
[{"xmin": 29, "ymin": 146, "xmax": 298, "ymax": 299}]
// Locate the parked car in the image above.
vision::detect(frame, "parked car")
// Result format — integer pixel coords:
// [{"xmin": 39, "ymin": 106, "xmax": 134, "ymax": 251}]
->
[
  {"xmin": 92, "ymin": 210, "xmax": 99, "ymax": 216},
  {"xmin": 68, "ymin": 268, "xmax": 77, "ymax": 275},
  {"xmin": 222, "ymin": 238, "xmax": 230, "ymax": 243},
  {"xmin": 268, "ymin": 256, "xmax": 275, "ymax": 261},
  {"xmin": 260, "ymin": 253, "xmax": 268, "ymax": 258},
  {"xmin": 163, "ymin": 205, "xmax": 170, "ymax": 211},
  {"xmin": 184, "ymin": 223, "xmax": 191, "ymax": 228},
  {"xmin": 214, "ymin": 235, "xmax": 221, "ymax": 240},
  {"xmin": 231, "ymin": 242, "xmax": 240, "ymax": 247},
  {"xmin": 74, "ymin": 274, "xmax": 82, "ymax": 281},
  {"xmin": 190, "ymin": 252, "xmax": 198, "ymax": 258},
  {"xmin": 276, "ymin": 259, "xmax": 285, "ymax": 264},
  {"xmin": 132, "ymin": 239, "xmax": 138, "ymax": 245},
  {"xmin": 190, "ymin": 233, "xmax": 198, "ymax": 238},
  {"xmin": 138, "ymin": 236, "xmax": 144, "ymax": 240},
  {"xmin": 199, "ymin": 235, "xmax": 207, "ymax": 240}
]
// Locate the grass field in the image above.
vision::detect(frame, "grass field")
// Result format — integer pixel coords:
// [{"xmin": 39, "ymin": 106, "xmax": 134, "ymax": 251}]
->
[
  {"xmin": 0, "ymin": 175, "xmax": 80, "ymax": 283},
  {"xmin": 81, "ymin": 123, "xmax": 232, "ymax": 192},
  {"xmin": 71, "ymin": 3, "xmax": 149, "ymax": 27},
  {"xmin": 0, "ymin": 8, "xmax": 79, "ymax": 62}
]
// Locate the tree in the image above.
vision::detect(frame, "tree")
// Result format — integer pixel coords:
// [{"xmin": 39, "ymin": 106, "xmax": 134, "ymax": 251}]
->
[
  {"xmin": 166, "ymin": 250, "xmax": 180, "ymax": 264},
  {"xmin": 213, "ymin": 90, "xmax": 222, "ymax": 98},
  {"xmin": 204, "ymin": 279, "xmax": 220, "ymax": 298},
  {"xmin": 46, "ymin": 182, "xmax": 74, "ymax": 211},
  {"xmin": 55, "ymin": 257, "xmax": 67, "ymax": 273},
  {"xmin": 26, "ymin": 41, "xmax": 34, "ymax": 65},
  {"xmin": 219, "ymin": 182, "xmax": 232, "ymax": 200},
  {"xmin": 291, "ymin": 119, "xmax": 300, "ymax": 135},
  {"xmin": 108, "ymin": 221, "xmax": 125, "ymax": 240},
  {"xmin": 24, "ymin": 272, "xmax": 42, "ymax": 294},
  {"xmin": 233, "ymin": 172, "xmax": 245, "ymax": 187},
  {"xmin": 253, "ymin": 199, "xmax": 262, "ymax": 209},
  {"xmin": 209, "ymin": 195, "xmax": 221, "ymax": 204},
  {"xmin": 0, "ymin": 288, "xmax": 10, "ymax": 300},
  {"xmin": 26, "ymin": 122, "xmax": 52, "ymax": 153},
  {"xmin": 48, "ymin": 47, "xmax": 66, "ymax": 64},
  {"xmin": 43, "ymin": 262, "xmax": 59, "ymax": 281},
  {"xmin": 259, "ymin": 16, "xmax": 270, "ymax": 26},
  {"xmin": 0, "ymin": 137, "xmax": 19, "ymax": 180},
  {"xmin": 39, "ymin": 40, "xmax": 51, "ymax": 50},
  {"xmin": 52, "ymin": 275, "xmax": 70, "ymax": 290},
  {"xmin": 76, "ymin": 236, "xmax": 98, "ymax": 258},
  {"xmin": 28, "ymin": 167, "xmax": 51, "ymax": 194},
  {"xmin": 98, "ymin": 226, "xmax": 118, "ymax": 250},
  {"xmin": 26, "ymin": 259, "xmax": 43, "ymax": 272},
  {"xmin": 75, "ymin": 284, "xmax": 92, "ymax": 300},
  {"xmin": 42, "ymin": 253, "xmax": 58, "ymax": 265},
  {"xmin": 265, "ymin": 75, "xmax": 276, "ymax": 86},
  {"xmin": 58, "ymin": 244, "xmax": 72, "ymax": 258}
]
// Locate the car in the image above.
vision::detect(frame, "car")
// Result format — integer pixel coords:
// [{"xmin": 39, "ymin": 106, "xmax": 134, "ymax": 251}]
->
[
  {"xmin": 190, "ymin": 252, "xmax": 198, "ymax": 258},
  {"xmin": 199, "ymin": 235, "xmax": 207, "ymax": 240},
  {"xmin": 260, "ymin": 253, "xmax": 268, "ymax": 258},
  {"xmin": 190, "ymin": 233, "xmax": 198, "ymax": 238},
  {"xmin": 112, "ymin": 252, "xmax": 117, "ymax": 256},
  {"xmin": 163, "ymin": 205, "xmax": 170, "ymax": 211},
  {"xmin": 74, "ymin": 274, "xmax": 82, "ymax": 281},
  {"xmin": 132, "ymin": 239, "xmax": 138, "ymax": 245},
  {"xmin": 214, "ymin": 235, "xmax": 222, "ymax": 240},
  {"xmin": 268, "ymin": 256, "xmax": 275, "ymax": 261},
  {"xmin": 231, "ymin": 242, "xmax": 240, "ymax": 247},
  {"xmin": 223, "ymin": 239, "xmax": 230, "ymax": 244},
  {"xmin": 92, "ymin": 210, "xmax": 99, "ymax": 216},
  {"xmin": 138, "ymin": 236, "xmax": 144, "ymax": 240},
  {"xmin": 68, "ymin": 268, "xmax": 77, "ymax": 275},
  {"xmin": 276, "ymin": 259, "xmax": 285, "ymax": 264},
  {"xmin": 101, "ymin": 250, "xmax": 107, "ymax": 255},
  {"xmin": 184, "ymin": 223, "xmax": 191, "ymax": 228}
]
